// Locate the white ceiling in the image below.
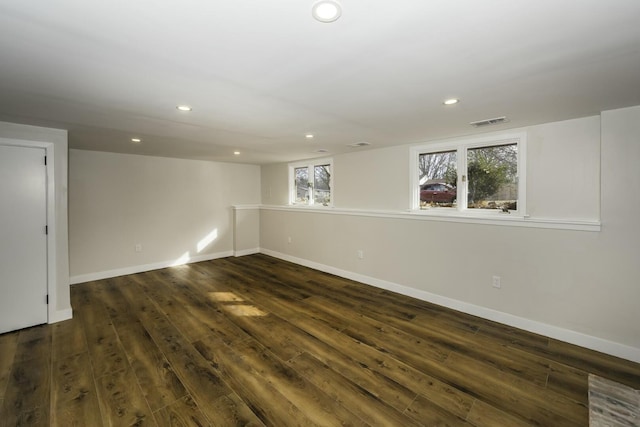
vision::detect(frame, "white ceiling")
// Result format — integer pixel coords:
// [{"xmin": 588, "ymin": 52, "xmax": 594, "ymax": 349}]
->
[{"xmin": 1, "ymin": 0, "xmax": 639, "ymax": 164}]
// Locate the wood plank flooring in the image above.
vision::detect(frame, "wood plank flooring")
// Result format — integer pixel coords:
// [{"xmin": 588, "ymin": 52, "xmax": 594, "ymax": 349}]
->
[{"xmin": 1, "ymin": 253, "xmax": 640, "ymax": 426}]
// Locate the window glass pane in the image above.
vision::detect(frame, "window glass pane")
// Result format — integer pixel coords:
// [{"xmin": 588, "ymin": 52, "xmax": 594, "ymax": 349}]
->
[
  {"xmin": 467, "ymin": 143, "xmax": 518, "ymax": 210},
  {"xmin": 314, "ymin": 164, "xmax": 331, "ymax": 205},
  {"xmin": 294, "ymin": 167, "xmax": 309, "ymax": 203},
  {"xmin": 418, "ymin": 150, "xmax": 457, "ymax": 209}
]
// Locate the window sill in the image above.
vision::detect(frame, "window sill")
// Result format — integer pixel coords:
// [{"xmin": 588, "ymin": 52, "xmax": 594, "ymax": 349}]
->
[
  {"xmin": 288, "ymin": 203, "xmax": 334, "ymax": 208},
  {"xmin": 261, "ymin": 205, "xmax": 601, "ymax": 232}
]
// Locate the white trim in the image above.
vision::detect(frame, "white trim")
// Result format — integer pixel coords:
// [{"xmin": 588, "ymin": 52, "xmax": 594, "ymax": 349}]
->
[
  {"xmin": 234, "ymin": 248, "xmax": 261, "ymax": 257},
  {"xmin": 49, "ymin": 308, "xmax": 73, "ymax": 324},
  {"xmin": 259, "ymin": 248, "xmax": 640, "ymax": 363},
  {"xmin": 0, "ymin": 137, "xmax": 60, "ymax": 324},
  {"xmin": 232, "ymin": 204, "xmax": 261, "ymax": 210},
  {"xmin": 260, "ymin": 205, "xmax": 601, "ymax": 232},
  {"xmin": 69, "ymin": 250, "xmax": 234, "ymax": 284}
]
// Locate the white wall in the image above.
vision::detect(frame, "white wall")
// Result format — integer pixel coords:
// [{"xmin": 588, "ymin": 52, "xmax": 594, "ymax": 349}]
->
[
  {"xmin": 334, "ymin": 145, "xmax": 411, "ymax": 211},
  {"xmin": 259, "ymin": 110, "xmax": 640, "ymax": 362},
  {"xmin": 233, "ymin": 206, "xmax": 260, "ymax": 256},
  {"xmin": 527, "ymin": 116, "xmax": 600, "ymax": 221},
  {"xmin": 69, "ymin": 150, "xmax": 260, "ymax": 281},
  {"xmin": 0, "ymin": 121, "xmax": 71, "ymax": 322}
]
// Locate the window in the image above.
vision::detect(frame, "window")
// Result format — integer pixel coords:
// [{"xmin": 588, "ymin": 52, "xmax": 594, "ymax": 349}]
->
[
  {"xmin": 289, "ymin": 158, "xmax": 333, "ymax": 206},
  {"xmin": 418, "ymin": 149, "xmax": 458, "ymax": 208},
  {"xmin": 411, "ymin": 133, "xmax": 525, "ymax": 215}
]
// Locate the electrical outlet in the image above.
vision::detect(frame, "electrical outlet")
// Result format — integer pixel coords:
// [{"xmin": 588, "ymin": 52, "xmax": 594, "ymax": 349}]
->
[
  {"xmin": 492, "ymin": 275, "xmax": 501, "ymax": 289},
  {"xmin": 287, "ymin": 236, "xmax": 292, "ymax": 244},
  {"xmin": 357, "ymin": 250, "xmax": 364, "ymax": 259},
  {"xmin": 135, "ymin": 243, "xmax": 142, "ymax": 252}
]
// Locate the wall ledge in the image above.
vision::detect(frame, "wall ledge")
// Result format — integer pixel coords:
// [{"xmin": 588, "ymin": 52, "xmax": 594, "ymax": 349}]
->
[
  {"xmin": 260, "ymin": 248, "xmax": 640, "ymax": 364},
  {"xmin": 232, "ymin": 204, "xmax": 261, "ymax": 210},
  {"xmin": 260, "ymin": 204, "xmax": 601, "ymax": 232}
]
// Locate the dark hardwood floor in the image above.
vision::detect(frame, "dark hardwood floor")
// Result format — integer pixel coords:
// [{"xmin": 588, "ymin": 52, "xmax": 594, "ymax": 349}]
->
[{"xmin": 1, "ymin": 254, "xmax": 639, "ymax": 426}]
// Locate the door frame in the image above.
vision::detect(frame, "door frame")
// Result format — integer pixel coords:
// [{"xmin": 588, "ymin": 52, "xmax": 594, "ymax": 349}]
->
[{"xmin": 0, "ymin": 137, "xmax": 57, "ymax": 324}]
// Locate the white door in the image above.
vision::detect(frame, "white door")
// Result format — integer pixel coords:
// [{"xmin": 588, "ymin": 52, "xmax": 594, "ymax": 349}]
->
[{"xmin": 0, "ymin": 144, "xmax": 48, "ymax": 333}]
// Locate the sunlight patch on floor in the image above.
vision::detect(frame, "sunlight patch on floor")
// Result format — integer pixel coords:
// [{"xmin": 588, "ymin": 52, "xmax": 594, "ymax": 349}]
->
[
  {"xmin": 208, "ymin": 291, "xmax": 267, "ymax": 316},
  {"xmin": 208, "ymin": 292, "xmax": 243, "ymax": 302},
  {"xmin": 222, "ymin": 304, "xmax": 267, "ymax": 317}
]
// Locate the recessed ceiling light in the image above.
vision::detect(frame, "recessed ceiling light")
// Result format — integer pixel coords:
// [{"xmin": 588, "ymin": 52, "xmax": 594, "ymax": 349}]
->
[
  {"xmin": 131, "ymin": 138, "xmax": 142, "ymax": 143},
  {"xmin": 233, "ymin": 151, "xmax": 241, "ymax": 155},
  {"xmin": 443, "ymin": 98, "xmax": 460, "ymax": 105},
  {"xmin": 176, "ymin": 105, "xmax": 192, "ymax": 112},
  {"xmin": 312, "ymin": 0, "xmax": 342, "ymax": 23},
  {"xmin": 305, "ymin": 134, "xmax": 314, "ymax": 139}
]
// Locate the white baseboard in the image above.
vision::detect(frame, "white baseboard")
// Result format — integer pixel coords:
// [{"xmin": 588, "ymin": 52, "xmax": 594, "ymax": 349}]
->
[
  {"xmin": 234, "ymin": 248, "xmax": 261, "ymax": 257},
  {"xmin": 49, "ymin": 308, "xmax": 73, "ymax": 324},
  {"xmin": 69, "ymin": 250, "xmax": 234, "ymax": 285},
  {"xmin": 259, "ymin": 248, "xmax": 640, "ymax": 364}
]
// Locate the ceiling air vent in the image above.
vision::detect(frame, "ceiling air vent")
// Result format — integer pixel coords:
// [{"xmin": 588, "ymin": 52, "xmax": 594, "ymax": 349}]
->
[
  {"xmin": 347, "ymin": 141, "xmax": 371, "ymax": 148},
  {"xmin": 469, "ymin": 116, "xmax": 509, "ymax": 128}
]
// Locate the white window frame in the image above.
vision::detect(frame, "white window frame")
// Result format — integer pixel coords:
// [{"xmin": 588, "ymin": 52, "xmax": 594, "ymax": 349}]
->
[
  {"xmin": 289, "ymin": 158, "xmax": 334, "ymax": 207},
  {"xmin": 410, "ymin": 132, "xmax": 527, "ymax": 218}
]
